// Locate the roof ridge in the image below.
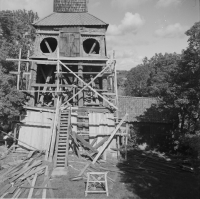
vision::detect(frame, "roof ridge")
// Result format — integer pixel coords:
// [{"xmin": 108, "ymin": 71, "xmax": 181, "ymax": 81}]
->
[
  {"xmin": 33, "ymin": 12, "xmax": 55, "ymax": 25},
  {"xmin": 119, "ymin": 95, "xmax": 157, "ymax": 100}
]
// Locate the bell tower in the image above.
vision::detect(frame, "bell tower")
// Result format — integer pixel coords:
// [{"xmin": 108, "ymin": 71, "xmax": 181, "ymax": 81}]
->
[
  {"xmin": 29, "ymin": 0, "xmax": 111, "ymax": 108},
  {"xmin": 7, "ymin": 0, "xmax": 121, "ymax": 164}
]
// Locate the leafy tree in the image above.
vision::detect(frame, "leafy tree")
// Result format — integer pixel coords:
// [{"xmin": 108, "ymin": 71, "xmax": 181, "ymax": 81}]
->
[
  {"xmin": 0, "ymin": 10, "xmax": 39, "ymax": 130},
  {"xmin": 125, "ymin": 53, "xmax": 180, "ymax": 97},
  {"xmin": 125, "ymin": 22, "xmax": 200, "ymax": 155}
]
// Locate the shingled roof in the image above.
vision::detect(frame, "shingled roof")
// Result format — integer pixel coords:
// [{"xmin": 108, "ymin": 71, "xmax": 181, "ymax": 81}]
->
[
  {"xmin": 33, "ymin": 12, "xmax": 108, "ymax": 27},
  {"xmin": 118, "ymin": 96, "xmax": 171, "ymax": 123}
]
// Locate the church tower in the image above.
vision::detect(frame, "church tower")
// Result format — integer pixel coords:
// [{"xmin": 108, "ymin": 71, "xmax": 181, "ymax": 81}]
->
[{"xmin": 9, "ymin": 0, "xmax": 121, "ymax": 169}]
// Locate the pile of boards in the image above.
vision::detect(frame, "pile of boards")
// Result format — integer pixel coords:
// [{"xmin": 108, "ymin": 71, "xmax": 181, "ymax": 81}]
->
[{"xmin": 0, "ymin": 151, "xmax": 55, "ymax": 199}]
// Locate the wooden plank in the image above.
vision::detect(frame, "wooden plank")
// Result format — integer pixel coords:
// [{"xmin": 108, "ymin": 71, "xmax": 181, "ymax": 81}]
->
[
  {"xmin": 0, "ymin": 192, "xmax": 8, "ymax": 199},
  {"xmin": 92, "ymin": 114, "xmax": 128, "ymax": 164},
  {"xmin": 40, "ymin": 67, "xmax": 47, "ymax": 80},
  {"xmin": 36, "ymin": 30, "xmax": 60, "ymax": 34},
  {"xmin": 47, "ymin": 181, "xmax": 55, "ymax": 198},
  {"xmin": 20, "ymin": 186, "xmax": 57, "ymax": 189},
  {"xmin": 21, "ymin": 166, "xmax": 46, "ymax": 180},
  {"xmin": 74, "ymin": 132, "xmax": 98, "ymax": 153},
  {"xmin": 9, "ymin": 160, "xmax": 42, "ymax": 182},
  {"xmin": 24, "ymin": 106, "xmax": 55, "ymax": 113},
  {"xmin": 89, "ymin": 41, "xmax": 97, "ymax": 54},
  {"xmin": 27, "ymin": 173, "xmax": 38, "ymax": 199},
  {"xmin": 6, "ymin": 58, "xmax": 57, "ymax": 63},
  {"xmin": 56, "ymin": 72, "xmax": 111, "ymax": 75},
  {"xmin": 17, "ymin": 48, "xmax": 22, "ymax": 90},
  {"xmin": 81, "ymin": 32, "xmax": 105, "ymax": 36},
  {"xmin": 44, "ymin": 39, "xmax": 53, "ymax": 53},
  {"xmin": 0, "ymin": 184, "xmax": 11, "ymax": 197},
  {"xmin": 77, "ymin": 163, "xmax": 91, "ymax": 177},
  {"xmin": 49, "ymin": 98, "xmax": 60, "ymax": 162},
  {"xmin": 35, "ymin": 166, "xmax": 48, "ymax": 197},
  {"xmin": 49, "ymin": 57, "xmax": 110, "ymax": 61},
  {"xmin": 90, "ymin": 138, "xmax": 98, "ymax": 146},
  {"xmin": 65, "ymin": 109, "xmax": 71, "ymax": 168},
  {"xmin": 31, "ymin": 83, "xmax": 76, "ymax": 88},
  {"xmin": 93, "ymin": 137, "xmax": 109, "ymax": 149},
  {"xmin": 54, "ymin": 63, "xmax": 106, "ymax": 66},
  {"xmin": 11, "ymin": 188, "xmax": 21, "ymax": 198}
]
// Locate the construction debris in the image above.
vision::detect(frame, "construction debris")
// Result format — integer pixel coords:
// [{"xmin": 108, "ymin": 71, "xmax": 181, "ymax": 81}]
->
[{"xmin": 0, "ymin": 149, "xmax": 54, "ymax": 198}]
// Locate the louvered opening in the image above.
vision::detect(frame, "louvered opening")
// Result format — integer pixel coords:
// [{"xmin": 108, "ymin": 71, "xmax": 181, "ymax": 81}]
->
[
  {"xmin": 83, "ymin": 38, "xmax": 100, "ymax": 54},
  {"xmin": 40, "ymin": 37, "xmax": 58, "ymax": 53}
]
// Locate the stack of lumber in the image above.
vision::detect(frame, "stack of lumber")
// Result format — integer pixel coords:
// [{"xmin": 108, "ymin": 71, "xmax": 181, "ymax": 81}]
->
[{"xmin": 0, "ymin": 151, "xmax": 55, "ymax": 199}]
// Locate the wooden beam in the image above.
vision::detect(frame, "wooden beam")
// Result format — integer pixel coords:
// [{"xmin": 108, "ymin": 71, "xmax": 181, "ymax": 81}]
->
[
  {"xmin": 58, "ymin": 63, "xmax": 106, "ymax": 66},
  {"xmin": 55, "ymin": 72, "xmax": 112, "ymax": 75},
  {"xmin": 10, "ymin": 71, "xmax": 31, "ymax": 75},
  {"xmin": 81, "ymin": 32, "xmax": 105, "ymax": 36},
  {"xmin": 49, "ymin": 98, "xmax": 60, "ymax": 162},
  {"xmin": 60, "ymin": 60, "xmax": 118, "ymax": 110},
  {"xmin": 49, "ymin": 57, "xmax": 110, "ymax": 61},
  {"xmin": 36, "ymin": 30, "xmax": 60, "ymax": 34},
  {"xmin": 89, "ymin": 41, "xmax": 97, "ymax": 54},
  {"xmin": 27, "ymin": 173, "xmax": 38, "ymax": 198},
  {"xmin": 39, "ymin": 67, "xmax": 47, "ymax": 80},
  {"xmin": 44, "ymin": 39, "xmax": 53, "ymax": 53},
  {"xmin": 6, "ymin": 58, "xmax": 57, "ymax": 63},
  {"xmin": 92, "ymin": 114, "xmax": 128, "ymax": 164},
  {"xmin": 31, "ymin": 83, "xmax": 76, "ymax": 88},
  {"xmin": 17, "ymin": 49, "xmax": 22, "ymax": 90},
  {"xmin": 65, "ymin": 108, "xmax": 71, "ymax": 168}
]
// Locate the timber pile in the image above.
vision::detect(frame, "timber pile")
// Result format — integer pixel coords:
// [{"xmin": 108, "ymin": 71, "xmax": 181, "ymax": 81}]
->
[{"xmin": 0, "ymin": 150, "xmax": 55, "ymax": 199}]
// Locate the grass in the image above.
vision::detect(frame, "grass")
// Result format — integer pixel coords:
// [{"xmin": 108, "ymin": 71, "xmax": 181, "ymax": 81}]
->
[{"xmin": 49, "ymin": 151, "xmax": 200, "ymax": 199}]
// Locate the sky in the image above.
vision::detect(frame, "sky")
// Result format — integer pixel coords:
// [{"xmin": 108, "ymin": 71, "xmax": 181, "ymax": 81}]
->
[{"xmin": 0, "ymin": 0, "xmax": 199, "ymax": 70}]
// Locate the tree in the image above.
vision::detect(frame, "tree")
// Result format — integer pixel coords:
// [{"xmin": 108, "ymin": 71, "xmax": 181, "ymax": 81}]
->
[
  {"xmin": 0, "ymin": 10, "xmax": 39, "ymax": 130},
  {"xmin": 125, "ymin": 53, "xmax": 180, "ymax": 97},
  {"xmin": 124, "ymin": 22, "xmax": 200, "ymax": 155}
]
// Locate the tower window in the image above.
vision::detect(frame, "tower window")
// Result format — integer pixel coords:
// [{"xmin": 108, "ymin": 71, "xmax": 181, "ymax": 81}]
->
[
  {"xmin": 83, "ymin": 38, "xmax": 100, "ymax": 54},
  {"xmin": 40, "ymin": 37, "xmax": 58, "ymax": 53}
]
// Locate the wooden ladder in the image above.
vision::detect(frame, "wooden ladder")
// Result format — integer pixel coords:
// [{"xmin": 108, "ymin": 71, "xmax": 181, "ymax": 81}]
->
[{"xmin": 54, "ymin": 109, "xmax": 70, "ymax": 168}]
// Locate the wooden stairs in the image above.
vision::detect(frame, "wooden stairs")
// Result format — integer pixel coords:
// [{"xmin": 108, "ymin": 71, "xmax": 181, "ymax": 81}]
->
[{"xmin": 54, "ymin": 109, "xmax": 70, "ymax": 168}]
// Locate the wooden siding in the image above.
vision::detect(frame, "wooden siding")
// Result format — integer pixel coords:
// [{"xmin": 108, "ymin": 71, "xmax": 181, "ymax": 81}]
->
[
  {"xmin": 18, "ymin": 110, "xmax": 54, "ymax": 150},
  {"xmin": 89, "ymin": 112, "xmax": 115, "ymax": 136}
]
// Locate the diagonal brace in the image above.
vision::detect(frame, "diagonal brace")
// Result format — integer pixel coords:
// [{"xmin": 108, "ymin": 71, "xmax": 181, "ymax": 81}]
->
[
  {"xmin": 59, "ymin": 60, "xmax": 118, "ymax": 110},
  {"xmin": 61, "ymin": 63, "xmax": 111, "ymax": 107}
]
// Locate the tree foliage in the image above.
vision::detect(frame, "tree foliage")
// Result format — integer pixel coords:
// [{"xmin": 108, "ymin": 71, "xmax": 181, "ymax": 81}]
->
[
  {"xmin": 125, "ymin": 22, "xmax": 200, "ymax": 154},
  {"xmin": 0, "ymin": 10, "xmax": 39, "ymax": 129}
]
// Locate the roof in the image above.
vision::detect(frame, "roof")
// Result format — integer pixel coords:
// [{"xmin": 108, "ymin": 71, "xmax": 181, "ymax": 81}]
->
[
  {"xmin": 33, "ymin": 12, "xmax": 108, "ymax": 27},
  {"xmin": 118, "ymin": 96, "xmax": 171, "ymax": 123}
]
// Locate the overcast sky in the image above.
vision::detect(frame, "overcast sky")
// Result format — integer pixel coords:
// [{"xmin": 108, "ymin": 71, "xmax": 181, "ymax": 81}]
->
[{"xmin": 0, "ymin": 0, "xmax": 199, "ymax": 70}]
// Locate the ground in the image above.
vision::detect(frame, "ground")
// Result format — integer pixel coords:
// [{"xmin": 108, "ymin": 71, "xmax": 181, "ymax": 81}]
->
[
  {"xmin": 50, "ymin": 151, "xmax": 200, "ymax": 199},
  {"xmin": 0, "ymin": 147, "xmax": 199, "ymax": 199}
]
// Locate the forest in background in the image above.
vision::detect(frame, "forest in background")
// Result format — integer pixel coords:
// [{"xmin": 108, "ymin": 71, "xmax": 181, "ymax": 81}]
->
[{"xmin": 0, "ymin": 9, "xmax": 200, "ymax": 157}]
